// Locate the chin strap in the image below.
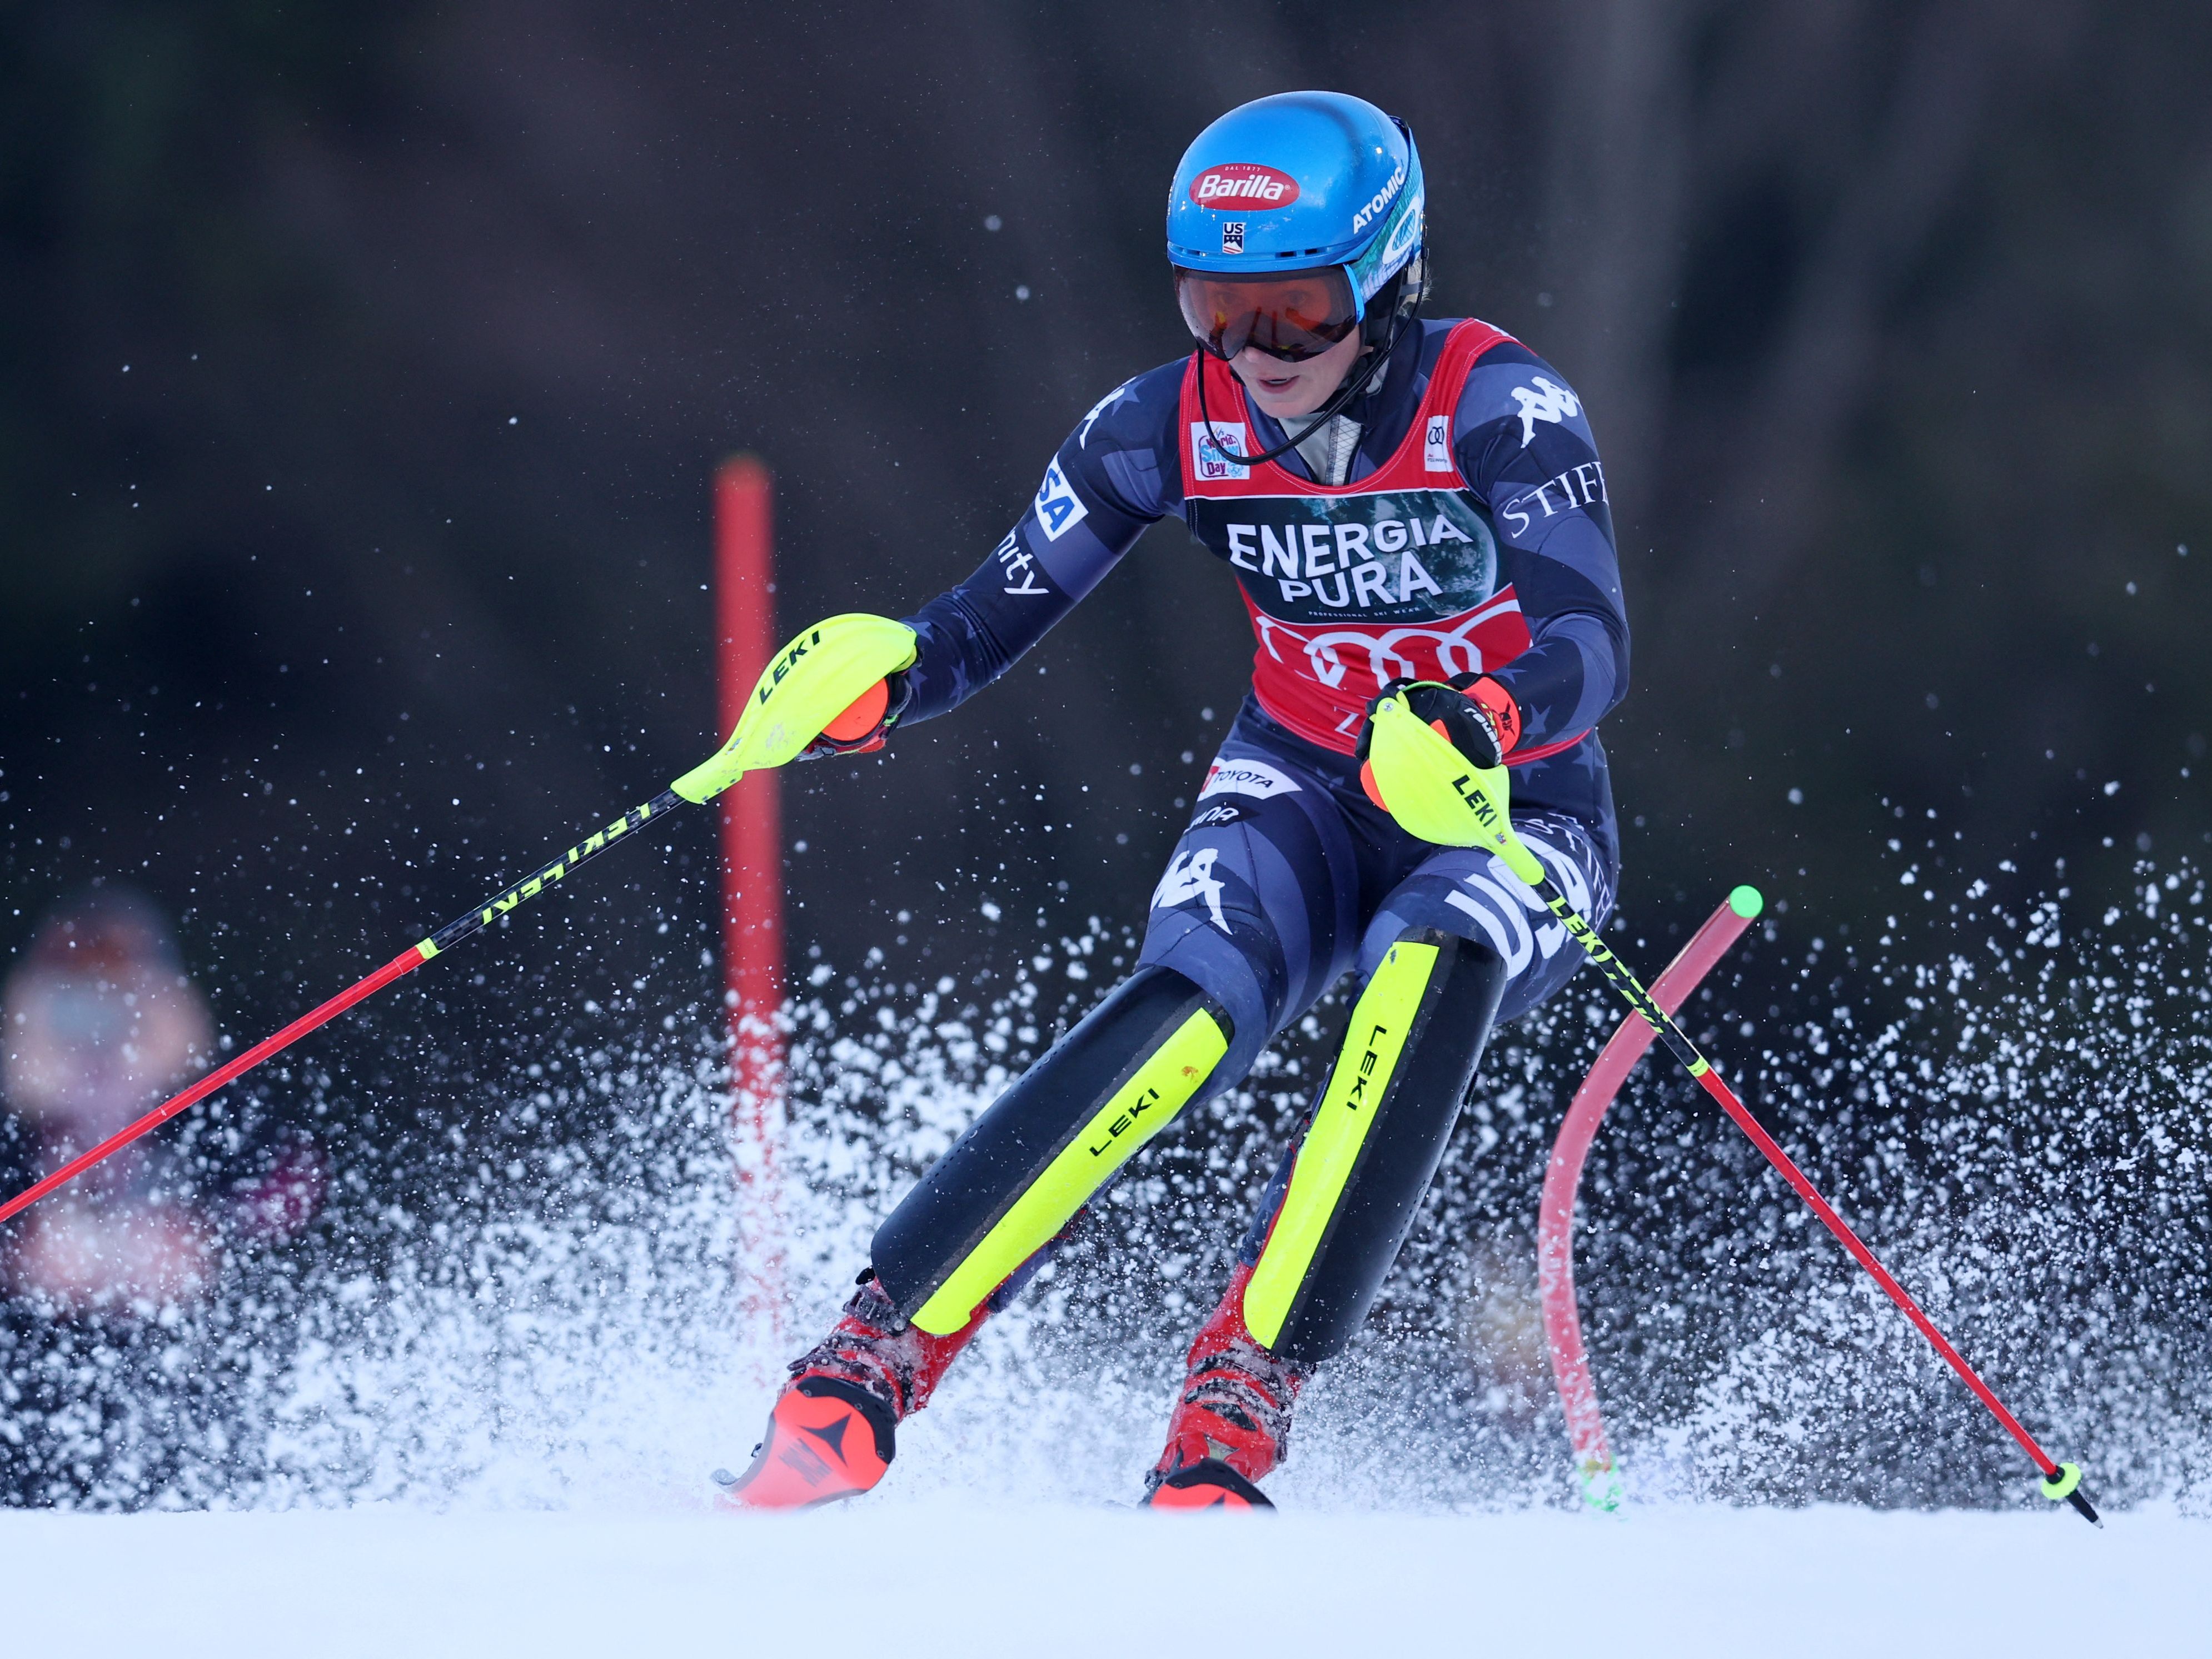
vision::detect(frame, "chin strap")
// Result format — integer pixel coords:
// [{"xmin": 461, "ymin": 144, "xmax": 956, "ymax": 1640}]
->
[{"xmin": 1193, "ymin": 302, "xmax": 1417, "ymax": 473}]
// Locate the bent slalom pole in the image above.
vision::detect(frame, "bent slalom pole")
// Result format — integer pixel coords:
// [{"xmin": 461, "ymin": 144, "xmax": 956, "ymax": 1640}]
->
[
  {"xmin": 1532, "ymin": 884, "xmax": 2096, "ymax": 1521},
  {"xmin": 0, "ymin": 612, "xmax": 921, "ymax": 1233},
  {"xmin": 1540, "ymin": 889, "xmax": 1762, "ymax": 1512},
  {"xmin": 1361, "ymin": 695, "xmax": 2099, "ymax": 1525},
  {"xmin": 1535, "ymin": 876, "xmax": 2098, "ymax": 1525}
]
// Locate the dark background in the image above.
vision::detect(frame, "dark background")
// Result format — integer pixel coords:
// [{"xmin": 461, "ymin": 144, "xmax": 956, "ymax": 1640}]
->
[{"xmin": 4, "ymin": 1, "xmax": 2208, "ymax": 1063}]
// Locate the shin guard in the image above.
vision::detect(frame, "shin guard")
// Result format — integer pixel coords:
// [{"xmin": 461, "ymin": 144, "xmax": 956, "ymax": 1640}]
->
[
  {"xmin": 873, "ymin": 966, "xmax": 1232, "ymax": 1334},
  {"xmin": 1243, "ymin": 930, "xmax": 1505, "ymax": 1365}
]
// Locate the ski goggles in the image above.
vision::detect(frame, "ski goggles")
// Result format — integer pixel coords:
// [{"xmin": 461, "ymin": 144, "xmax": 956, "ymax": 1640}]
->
[{"xmin": 1173, "ymin": 265, "xmax": 1359, "ymax": 362}]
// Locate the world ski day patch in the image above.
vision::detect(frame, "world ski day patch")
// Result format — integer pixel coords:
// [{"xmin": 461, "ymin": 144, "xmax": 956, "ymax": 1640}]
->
[{"xmin": 1191, "ymin": 422, "xmax": 1250, "ymax": 482}]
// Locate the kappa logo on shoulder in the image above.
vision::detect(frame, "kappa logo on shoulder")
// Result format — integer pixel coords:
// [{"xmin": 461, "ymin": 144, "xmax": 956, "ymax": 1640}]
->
[
  {"xmin": 1190, "ymin": 422, "xmax": 1249, "ymax": 483},
  {"xmin": 1033, "ymin": 457, "xmax": 1089, "ymax": 542},
  {"xmin": 1198, "ymin": 759, "xmax": 1300, "ymax": 801},
  {"xmin": 1075, "ymin": 380, "xmax": 1138, "ymax": 449},
  {"xmin": 1509, "ymin": 377, "xmax": 1582, "ymax": 448}
]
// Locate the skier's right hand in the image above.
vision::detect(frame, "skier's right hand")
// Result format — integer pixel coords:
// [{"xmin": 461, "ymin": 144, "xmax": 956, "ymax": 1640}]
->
[
  {"xmin": 672, "ymin": 612, "xmax": 919, "ymax": 803},
  {"xmin": 795, "ymin": 667, "xmax": 911, "ymax": 761}
]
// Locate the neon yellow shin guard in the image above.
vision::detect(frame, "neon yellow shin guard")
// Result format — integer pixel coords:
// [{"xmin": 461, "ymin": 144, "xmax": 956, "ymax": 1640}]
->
[
  {"xmin": 1243, "ymin": 931, "xmax": 1505, "ymax": 1363},
  {"xmin": 871, "ymin": 968, "xmax": 1233, "ymax": 1336}
]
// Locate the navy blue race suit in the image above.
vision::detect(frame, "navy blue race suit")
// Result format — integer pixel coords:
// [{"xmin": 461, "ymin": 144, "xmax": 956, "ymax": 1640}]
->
[
  {"xmin": 893, "ymin": 318, "xmax": 1627, "ymax": 1089},
  {"xmin": 843, "ymin": 315, "xmax": 1631, "ymax": 1381}
]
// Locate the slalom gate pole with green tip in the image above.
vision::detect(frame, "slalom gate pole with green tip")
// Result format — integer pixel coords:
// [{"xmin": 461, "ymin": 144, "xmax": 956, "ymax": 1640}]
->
[
  {"xmin": 0, "ymin": 788, "xmax": 690, "ymax": 1230},
  {"xmin": 1527, "ymin": 878, "xmax": 2101, "ymax": 1526}
]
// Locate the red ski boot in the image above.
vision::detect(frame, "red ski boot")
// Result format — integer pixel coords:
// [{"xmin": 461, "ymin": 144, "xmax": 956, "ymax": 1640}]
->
[
  {"xmin": 1143, "ymin": 1264, "xmax": 1307, "ymax": 1511},
  {"xmin": 716, "ymin": 1273, "xmax": 984, "ymax": 1509}
]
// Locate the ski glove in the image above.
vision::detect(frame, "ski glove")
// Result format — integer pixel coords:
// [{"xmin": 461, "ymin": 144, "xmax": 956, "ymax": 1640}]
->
[
  {"xmin": 1367, "ymin": 674, "xmax": 1519, "ymax": 772},
  {"xmin": 798, "ymin": 669, "xmax": 913, "ymax": 761},
  {"xmin": 1354, "ymin": 675, "xmax": 1525, "ymax": 848},
  {"xmin": 673, "ymin": 613, "xmax": 919, "ymax": 803},
  {"xmin": 1356, "ymin": 675, "xmax": 1518, "ymax": 787}
]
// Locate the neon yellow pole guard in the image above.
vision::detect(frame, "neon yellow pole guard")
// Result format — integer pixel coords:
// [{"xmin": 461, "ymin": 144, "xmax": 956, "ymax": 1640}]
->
[
  {"xmin": 672, "ymin": 614, "xmax": 918, "ymax": 803},
  {"xmin": 1362, "ymin": 694, "xmax": 1545, "ymax": 882}
]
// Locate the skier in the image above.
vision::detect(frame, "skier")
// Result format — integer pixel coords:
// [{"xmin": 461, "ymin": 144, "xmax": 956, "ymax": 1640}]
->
[{"xmin": 718, "ymin": 89, "xmax": 1627, "ymax": 1509}]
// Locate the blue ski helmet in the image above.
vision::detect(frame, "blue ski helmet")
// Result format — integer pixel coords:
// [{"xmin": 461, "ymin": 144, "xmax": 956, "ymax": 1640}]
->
[{"xmin": 1167, "ymin": 91, "xmax": 1426, "ymax": 357}]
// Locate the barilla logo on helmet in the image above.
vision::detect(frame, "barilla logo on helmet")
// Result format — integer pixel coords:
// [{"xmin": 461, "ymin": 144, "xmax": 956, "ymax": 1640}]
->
[{"xmin": 1190, "ymin": 163, "xmax": 1301, "ymax": 209}]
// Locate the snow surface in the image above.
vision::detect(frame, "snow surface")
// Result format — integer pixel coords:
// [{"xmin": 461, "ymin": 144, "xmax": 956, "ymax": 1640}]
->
[
  {"xmin": 2, "ymin": 1501, "xmax": 2198, "ymax": 1657},
  {"xmin": 7, "ymin": 887, "xmax": 2208, "ymax": 1653}
]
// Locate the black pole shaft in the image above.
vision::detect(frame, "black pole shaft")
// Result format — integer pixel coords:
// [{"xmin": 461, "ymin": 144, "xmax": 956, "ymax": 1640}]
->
[{"xmin": 422, "ymin": 789, "xmax": 686, "ymax": 957}]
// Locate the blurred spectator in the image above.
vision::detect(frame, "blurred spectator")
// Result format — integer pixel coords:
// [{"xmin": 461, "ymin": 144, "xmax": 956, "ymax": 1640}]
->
[
  {"xmin": 1, "ymin": 888, "xmax": 324, "ymax": 1313},
  {"xmin": 1456, "ymin": 1242, "xmax": 1551, "ymax": 1429},
  {"xmin": 0, "ymin": 887, "xmax": 333, "ymax": 1506}
]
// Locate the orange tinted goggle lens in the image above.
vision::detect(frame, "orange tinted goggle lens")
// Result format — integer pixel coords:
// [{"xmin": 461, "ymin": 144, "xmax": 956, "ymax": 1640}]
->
[{"xmin": 1174, "ymin": 267, "xmax": 1358, "ymax": 362}]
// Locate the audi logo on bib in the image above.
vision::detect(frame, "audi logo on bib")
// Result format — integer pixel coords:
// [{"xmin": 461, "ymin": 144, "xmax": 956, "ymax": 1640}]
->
[
  {"xmin": 1189, "ymin": 163, "xmax": 1301, "ymax": 208},
  {"xmin": 1178, "ymin": 317, "xmax": 1560, "ymax": 756}
]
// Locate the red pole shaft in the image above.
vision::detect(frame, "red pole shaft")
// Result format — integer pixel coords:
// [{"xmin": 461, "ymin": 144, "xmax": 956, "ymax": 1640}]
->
[
  {"xmin": 716, "ymin": 456, "xmax": 788, "ymax": 1338},
  {"xmin": 1693, "ymin": 1065, "xmax": 2061, "ymax": 1477},
  {"xmin": 0, "ymin": 946, "xmax": 426, "ymax": 1227}
]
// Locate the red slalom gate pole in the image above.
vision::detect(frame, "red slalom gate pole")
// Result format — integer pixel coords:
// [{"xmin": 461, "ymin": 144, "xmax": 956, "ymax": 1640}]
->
[
  {"xmin": 716, "ymin": 455, "xmax": 789, "ymax": 1345},
  {"xmin": 1538, "ymin": 894, "xmax": 1758, "ymax": 1508},
  {"xmin": 1516, "ymin": 879, "xmax": 2100, "ymax": 1525}
]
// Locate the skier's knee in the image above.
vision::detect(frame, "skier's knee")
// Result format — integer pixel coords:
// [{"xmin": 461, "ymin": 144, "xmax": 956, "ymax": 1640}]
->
[
  {"xmin": 1242, "ymin": 929, "xmax": 1506, "ymax": 1365},
  {"xmin": 1136, "ymin": 917, "xmax": 1295, "ymax": 1093},
  {"xmin": 871, "ymin": 966, "xmax": 1235, "ymax": 1334}
]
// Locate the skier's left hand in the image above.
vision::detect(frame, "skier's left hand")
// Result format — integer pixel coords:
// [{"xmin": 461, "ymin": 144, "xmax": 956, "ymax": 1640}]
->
[
  {"xmin": 1365, "ymin": 674, "xmax": 1520, "ymax": 770},
  {"xmin": 1354, "ymin": 675, "xmax": 1522, "ymax": 848}
]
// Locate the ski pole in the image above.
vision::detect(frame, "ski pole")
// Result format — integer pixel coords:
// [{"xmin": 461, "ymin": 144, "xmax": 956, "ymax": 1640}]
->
[
  {"xmin": 0, "ymin": 790, "xmax": 688, "ymax": 1229},
  {"xmin": 1354, "ymin": 693, "xmax": 2102, "ymax": 1522},
  {"xmin": 1519, "ymin": 866, "xmax": 2100, "ymax": 1525},
  {"xmin": 0, "ymin": 611, "xmax": 918, "ymax": 1230}
]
